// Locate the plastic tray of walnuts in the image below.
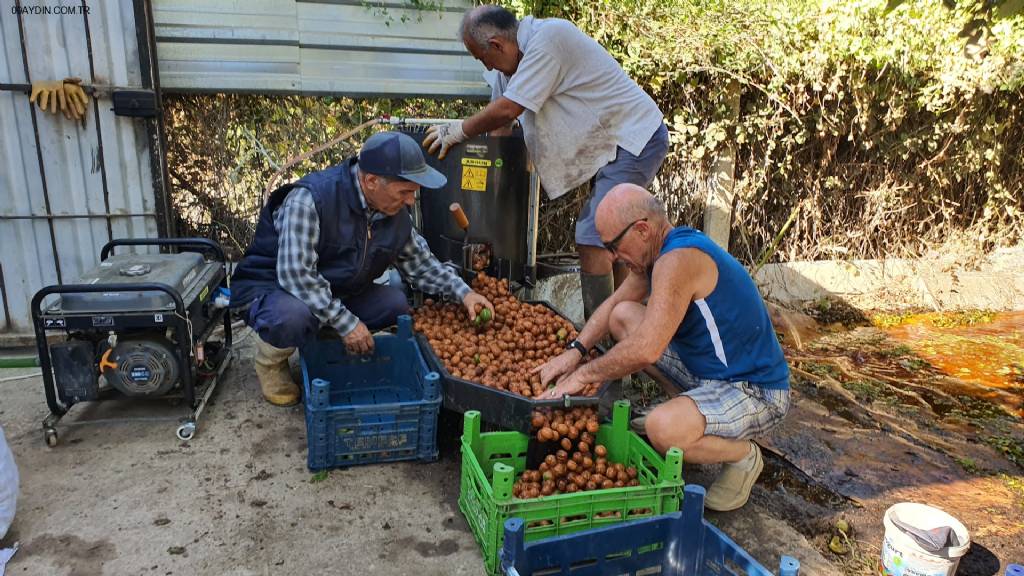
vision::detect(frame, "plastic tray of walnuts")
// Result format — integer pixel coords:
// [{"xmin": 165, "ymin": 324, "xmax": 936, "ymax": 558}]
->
[{"xmin": 414, "ymin": 276, "xmax": 614, "ymax": 434}]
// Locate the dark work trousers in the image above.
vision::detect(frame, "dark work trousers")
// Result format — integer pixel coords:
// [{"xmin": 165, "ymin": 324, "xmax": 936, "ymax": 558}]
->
[{"xmin": 245, "ymin": 284, "xmax": 410, "ymax": 349}]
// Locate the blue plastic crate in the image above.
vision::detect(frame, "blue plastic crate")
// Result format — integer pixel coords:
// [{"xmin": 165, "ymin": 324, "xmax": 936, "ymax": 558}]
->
[
  {"xmin": 300, "ymin": 315, "xmax": 441, "ymax": 470},
  {"xmin": 501, "ymin": 484, "xmax": 800, "ymax": 576}
]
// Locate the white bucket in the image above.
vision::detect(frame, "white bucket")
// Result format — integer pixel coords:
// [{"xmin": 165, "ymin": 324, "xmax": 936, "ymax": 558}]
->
[{"xmin": 880, "ymin": 502, "xmax": 971, "ymax": 576}]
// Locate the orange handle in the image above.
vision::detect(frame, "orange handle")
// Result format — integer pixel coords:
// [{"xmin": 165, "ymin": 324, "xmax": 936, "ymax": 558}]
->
[
  {"xmin": 99, "ymin": 349, "xmax": 118, "ymax": 372},
  {"xmin": 450, "ymin": 202, "xmax": 469, "ymax": 231}
]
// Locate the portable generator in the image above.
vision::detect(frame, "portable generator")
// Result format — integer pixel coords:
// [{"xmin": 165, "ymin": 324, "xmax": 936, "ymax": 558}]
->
[{"xmin": 31, "ymin": 238, "xmax": 233, "ymax": 444}]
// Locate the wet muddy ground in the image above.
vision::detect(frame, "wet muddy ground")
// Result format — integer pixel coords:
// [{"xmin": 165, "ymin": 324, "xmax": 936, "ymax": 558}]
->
[
  {"xmin": 750, "ymin": 307, "xmax": 1023, "ymax": 575},
  {"xmin": 623, "ymin": 307, "xmax": 1023, "ymax": 575},
  {"xmin": 1, "ymin": 307, "xmax": 1020, "ymax": 575}
]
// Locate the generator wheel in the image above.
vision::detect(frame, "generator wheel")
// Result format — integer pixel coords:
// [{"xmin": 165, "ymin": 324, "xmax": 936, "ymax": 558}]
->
[
  {"xmin": 176, "ymin": 422, "xmax": 196, "ymax": 442},
  {"xmin": 44, "ymin": 428, "xmax": 59, "ymax": 447}
]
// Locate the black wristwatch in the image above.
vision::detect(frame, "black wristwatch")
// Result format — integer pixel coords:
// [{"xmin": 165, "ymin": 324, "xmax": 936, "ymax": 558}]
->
[{"xmin": 567, "ymin": 339, "xmax": 588, "ymax": 359}]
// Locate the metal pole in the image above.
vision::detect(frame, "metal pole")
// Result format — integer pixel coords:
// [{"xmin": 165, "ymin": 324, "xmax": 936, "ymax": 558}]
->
[
  {"xmin": 80, "ymin": 0, "xmax": 115, "ymax": 244},
  {"xmin": 524, "ymin": 163, "xmax": 541, "ymax": 299},
  {"xmin": 134, "ymin": 0, "xmax": 175, "ymax": 238},
  {"xmin": 380, "ymin": 116, "xmax": 461, "ymax": 126},
  {"xmin": 0, "ymin": 82, "xmax": 120, "ymax": 95},
  {"xmin": 0, "ymin": 212, "xmax": 158, "ymax": 221},
  {"xmin": 15, "ymin": 0, "xmax": 63, "ymax": 284},
  {"xmin": 0, "ymin": 263, "xmax": 11, "ymax": 331}
]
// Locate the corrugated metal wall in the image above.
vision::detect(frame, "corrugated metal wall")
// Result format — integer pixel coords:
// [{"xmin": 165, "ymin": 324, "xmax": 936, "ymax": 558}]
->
[
  {"xmin": 153, "ymin": 0, "xmax": 489, "ymax": 97},
  {"xmin": 1, "ymin": 0, "xmax": 485, "ymax": 335},
  {"xmin": 0, "ymin": 0, "xmax": 161, "ymax": 334}
]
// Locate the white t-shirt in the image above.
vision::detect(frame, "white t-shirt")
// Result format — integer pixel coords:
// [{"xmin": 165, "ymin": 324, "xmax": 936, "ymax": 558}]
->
[{"xmin": 486, "ymin": 16, "xmax": 664, "ymax": 199}]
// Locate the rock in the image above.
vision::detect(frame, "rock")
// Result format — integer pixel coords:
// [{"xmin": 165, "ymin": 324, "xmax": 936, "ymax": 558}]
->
[{"xmin": 767, "ymin": 303, "xmax": 821, "ymax": 351}]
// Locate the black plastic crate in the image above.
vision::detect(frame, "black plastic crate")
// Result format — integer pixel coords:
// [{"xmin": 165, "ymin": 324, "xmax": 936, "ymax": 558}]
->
[{"xmin": 417, "ymin": 300, "xmax": 615, "ymax": 433}]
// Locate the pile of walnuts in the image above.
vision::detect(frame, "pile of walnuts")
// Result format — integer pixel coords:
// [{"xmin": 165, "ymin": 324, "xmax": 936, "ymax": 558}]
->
[
  {"xmin": 514, "ymin": 407, "xmax": 639, "ymax": 499},
  {"xmin": 412, "ymin": 273, "xmax": 601, "ymax": 398}
]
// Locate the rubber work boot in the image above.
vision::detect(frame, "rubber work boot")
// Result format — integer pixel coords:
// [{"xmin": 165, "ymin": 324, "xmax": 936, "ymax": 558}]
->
[
  {"xmin": 254, "ymin": 338, "xmax": 299, "ymax": 406},
  {"xmin": 579, "ymin": 272, "xmax": 614, "ymax": 321},
  {"xmin": 629, "ymin": 402, "xmax": 656, "ymax": 435},
  {"xmin": 705, "ymin": 443, "xmax": 764, "ymax": 512},
  {"xmin": 630, "ymin": 415, "xmax": 647, "ymax": 436}
]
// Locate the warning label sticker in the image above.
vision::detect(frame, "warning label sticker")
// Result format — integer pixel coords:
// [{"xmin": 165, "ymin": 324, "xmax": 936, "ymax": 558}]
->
[
  {"xmin": 461, "ymin": 158, "xmax": 492, "ymax": 167},
  {"xmin": 461, "ymin": 166, "xmax": 488, "ymax": 191}
]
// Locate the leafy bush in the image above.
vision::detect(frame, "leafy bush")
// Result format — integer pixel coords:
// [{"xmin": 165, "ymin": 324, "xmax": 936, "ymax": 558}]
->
[
  {"xmin": 525, "ymin": 0, "xmax": 1024, "ymax": 261},
  {"xmin": 166, "ymin": 0, "xmax": 1024, "ymax": 262}
]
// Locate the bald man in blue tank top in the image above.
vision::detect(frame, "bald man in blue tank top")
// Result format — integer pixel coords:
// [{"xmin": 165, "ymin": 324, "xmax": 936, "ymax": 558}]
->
[{"xmin": 535, "ymin": 184, "xmax": 791, "ymax": 511}]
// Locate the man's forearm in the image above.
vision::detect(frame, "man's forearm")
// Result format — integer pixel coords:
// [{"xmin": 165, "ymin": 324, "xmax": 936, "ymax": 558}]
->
[
  {"xmin": 463, "ymin": 97, "xmax": 523, "ymax": 137},
  {"xmin": 574, "ymin": 308, "xmax": 610, "ymax": 352},
  {"xmin": 397, "ymin": 232, "xmax": 471, "ymax": 301},
  {"xmin": 574, "ymin": 338, "xmax": 653, "ymax": 384}
]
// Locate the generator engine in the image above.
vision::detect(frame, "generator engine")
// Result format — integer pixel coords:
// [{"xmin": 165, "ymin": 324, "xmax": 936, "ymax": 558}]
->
[
  {"xmin": 101, "ymin": 334, "xmax": 181, "ymax": 397},
  {"xmin": 32, "ymin": 238, "xmax": 233, "ymax": 444}
]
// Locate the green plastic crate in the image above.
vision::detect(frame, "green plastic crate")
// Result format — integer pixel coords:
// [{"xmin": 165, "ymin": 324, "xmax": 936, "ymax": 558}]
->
[{"xmin": 459, "ymin": 400, "xmax": 684, "ymax": 575}]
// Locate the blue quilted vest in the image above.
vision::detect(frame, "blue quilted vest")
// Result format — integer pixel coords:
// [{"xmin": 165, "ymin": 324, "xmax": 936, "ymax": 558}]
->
[{"xmin": 231, "ymin": 158, "xmax": 412, "ymax": 307}]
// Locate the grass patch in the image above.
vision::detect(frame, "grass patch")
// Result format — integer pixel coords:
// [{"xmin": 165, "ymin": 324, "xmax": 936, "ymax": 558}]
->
[
  {"xmin": 877, "ymin": 344, "xmax": 930, "ymax": 371},
  {"xmin": 871, "ymin": 312, "xmax": 915, "ymax": 328},
  {"xmin": 804, "ymin": 361, "xmax": 842, "ymax": 379},
  {"xmin": 878, "ymin": 344, "xmax": 914, "ymax": 358},
  {"xmin": 804, "ymin": 297, "xmax": 870, "ymax": 327},
  {"xmin": 1001, "ymin": 473, "xmax": 1024, "ymax": 501},
  {"xmin": 871, "ymin": 310, "xmax": 997, "ymax": 329},
  {"xmin": 842, "ymin": 379, "xmax": 897, "ymax": 404},
  {"xmin": 930, "ymin": 310, "xmax": 996, "ymax": 328},
  {"xmin": 623, "ymin": 373, "xmax": 668, "ymax": 409},
  {"xmin": 985, "ymin": 435, "xmax": 1024, "ymax": 469},
  {"xmin": 956, "ymin": 457, "xmax": 981, "ymax": 475},
  {"xmin": 897, "ymin": 357, "xmax": 930, "ymax": 371},
  {"xmin": 310, "ymin": 470, "xmax": 331, "ymax": 483},
  {"xmin": 945, "ymin": 395, "xmax": 1013, "ymax": 425}
]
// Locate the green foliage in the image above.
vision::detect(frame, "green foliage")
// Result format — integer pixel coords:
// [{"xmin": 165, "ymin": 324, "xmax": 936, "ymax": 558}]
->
[
  {"xmin": 879, "ymin": 344, "xmax": 915, "ymax": 357},
  {"xmin": 930, "ymin": 309, "xmax": 997, "ymax": 327},
  {"xmin": 985, "ymin": 434, "xmax": 1024, "ymax": 467},
  {"xmin": 956, "ymin": 456, "xmax": 981, "ymax": 474},
  {"xmin": 804, "ymin": 361, "xmax": 843, "ymax": 379},
  {"xmin": 165, "ymin": 0, "xmax": 1024, "ymax": 262},
  {"xmin": 842, "ymin": 378, "xmax": 898, "ymax": 403},
  {"xmin": 945, "ymin": 394, "xmax": 1013, "ymax": 422},
  {"xmin": 1002, "ymin": 472, "xmax": 1024, "ymax": 499},
  {"xmin": 519, "ymin": 0, "xmax": 1024, "ymax": 260},
  {"xmin": 164, "ymin": 95, "xmax": 477, "ymax": 255}
]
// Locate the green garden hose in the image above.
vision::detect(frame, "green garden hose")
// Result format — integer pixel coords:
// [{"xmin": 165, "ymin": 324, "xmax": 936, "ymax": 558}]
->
[{"xmin": 0, "ymin": 356, "xmax": 40, "ymax": 369}]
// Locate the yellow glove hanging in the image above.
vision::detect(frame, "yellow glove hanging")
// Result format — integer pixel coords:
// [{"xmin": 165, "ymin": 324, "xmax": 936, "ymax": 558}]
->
[
  {"xmin": 29, "ymin": 80, "xmax": 66, "ymax": 115},
  {"xmin": 61, "ymin": 77, "xmax": 89, "ymax": 121},
  {"xmin": 28, "ymin": 77, "xmax": 89, "ymax": 122}
]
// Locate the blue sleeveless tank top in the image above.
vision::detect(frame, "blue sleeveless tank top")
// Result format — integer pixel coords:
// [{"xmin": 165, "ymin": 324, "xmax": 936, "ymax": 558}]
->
[{"xmin": 655, "ymin": 227, "xmax": 789, "ymax": 390}]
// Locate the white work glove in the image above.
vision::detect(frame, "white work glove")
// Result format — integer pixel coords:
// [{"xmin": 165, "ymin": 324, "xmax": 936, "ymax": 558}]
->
[{"xmin": 422, "ymin": 120, "xmax": 467, "ymax": 160}]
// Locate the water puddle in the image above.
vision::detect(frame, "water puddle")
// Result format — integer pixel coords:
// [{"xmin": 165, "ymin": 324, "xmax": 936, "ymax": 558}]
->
[{"xmin": 879, "ymin": 311, "xmax": 1024, "ymax": 415}]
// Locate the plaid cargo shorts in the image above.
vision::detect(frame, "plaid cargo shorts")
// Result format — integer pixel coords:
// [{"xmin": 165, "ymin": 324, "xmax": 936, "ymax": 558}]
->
[{"xmin": 654, "ymin": 346, "xmax": 790, "ymax": 439}]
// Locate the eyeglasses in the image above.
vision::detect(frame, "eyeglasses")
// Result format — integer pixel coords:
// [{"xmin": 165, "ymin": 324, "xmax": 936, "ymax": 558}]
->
[{"xmin": 602, "ymin": 218, "xmax": 647, "ymax": 254}]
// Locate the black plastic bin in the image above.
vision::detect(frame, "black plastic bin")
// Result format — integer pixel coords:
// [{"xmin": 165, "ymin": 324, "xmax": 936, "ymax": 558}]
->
[{"xmin": 417, "ymin": 301, "xmax": 616, "ymax": 433}]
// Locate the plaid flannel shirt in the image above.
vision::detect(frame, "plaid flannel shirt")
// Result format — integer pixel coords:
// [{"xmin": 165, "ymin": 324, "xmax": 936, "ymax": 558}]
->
[{"xmin": 273, "ymin": 167, "xmax": 470, "ymax": 336}]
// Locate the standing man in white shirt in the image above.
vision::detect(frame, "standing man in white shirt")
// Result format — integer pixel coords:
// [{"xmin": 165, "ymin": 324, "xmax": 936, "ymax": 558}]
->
[{"xmin": 423, "ymin": 4, "xmax": 669, "ymax": 319}]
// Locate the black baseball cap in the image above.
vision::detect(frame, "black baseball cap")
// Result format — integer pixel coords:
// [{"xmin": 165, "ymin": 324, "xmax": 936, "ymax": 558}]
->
[{"xmin": 358, "ymin": 131, "xmax": 447, "ymax": 189}]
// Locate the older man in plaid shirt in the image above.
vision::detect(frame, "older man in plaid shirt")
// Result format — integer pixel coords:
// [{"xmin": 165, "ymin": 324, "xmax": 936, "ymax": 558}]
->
[{"xmin": 232, "ymin": 132, "xmax": 493, "ymax": 406}]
